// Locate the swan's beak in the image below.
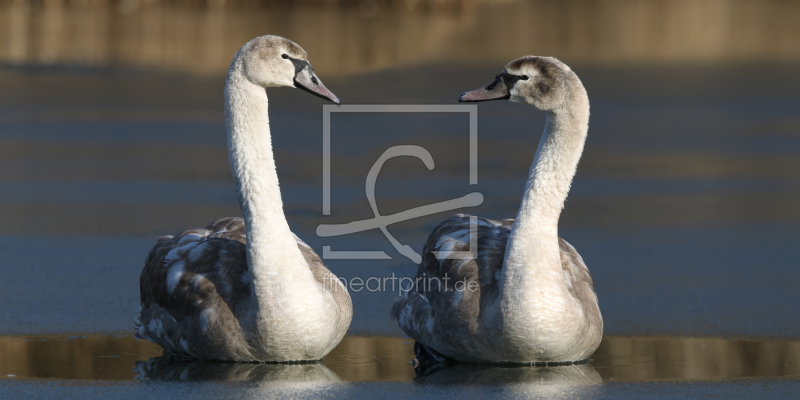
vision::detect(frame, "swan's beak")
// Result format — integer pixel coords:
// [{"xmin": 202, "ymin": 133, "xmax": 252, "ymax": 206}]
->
[
  {"xmin": 293, "ymin": 62, "xmax": 341, "ymax": 105},
  {"xmin": 459, "ymin": 72, "xmax": 510, "ymax": 103}
]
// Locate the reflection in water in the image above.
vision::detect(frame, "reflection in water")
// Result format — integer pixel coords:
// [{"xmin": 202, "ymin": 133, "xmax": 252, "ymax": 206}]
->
[
  {"xmin": 414, "ymin": 363, "xmax": 603, "ymax": 399},
  {"xmin": 1, "ymin": 335, "xmax": 799, "ymax": 383},
  {"xmin": 0, "ymin": 0, "xmax": 798, "ymax": 76},
  {"xmin": 324, "ymin": 335, "xmax": 417, "ymax": 382},
  {"xmin": 135, "ymin": 356, "xmax": 341, "ymax": 383},
  {"xmin": 415, "ymin": 362, "xmax": 602, "ymax": 385},
  {"xmin": 591, "ymin": 336, "xmax": 800, "ymax": 382}
]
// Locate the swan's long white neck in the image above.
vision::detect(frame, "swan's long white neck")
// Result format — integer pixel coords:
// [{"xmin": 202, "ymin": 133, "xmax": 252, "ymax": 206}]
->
[
  {"xmin": 224, "ymin": 61, "xmax": 310, "ymax": 309},
  {"xmin": 500, "ymin": 83, "xmax": 589, "ymax": 311}
]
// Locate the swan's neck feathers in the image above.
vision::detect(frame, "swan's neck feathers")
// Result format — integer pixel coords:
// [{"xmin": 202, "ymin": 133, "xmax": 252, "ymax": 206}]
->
[
  {"xmin": 500, "ymin": 88, "xmax": 589, "ymax": 309},
  {"xmin": 224, "ymin": 65, "xmax": 312, "ymax": 310}
]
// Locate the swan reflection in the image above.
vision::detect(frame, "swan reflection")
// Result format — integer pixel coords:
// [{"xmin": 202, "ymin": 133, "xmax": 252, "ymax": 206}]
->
[
  {"xmin": 415, "ymin": 362, "xmax": 602, "ymax": 386},
  {"xmin": 135, "ymin": 356, "xmax": 342, "ymax": 383}
]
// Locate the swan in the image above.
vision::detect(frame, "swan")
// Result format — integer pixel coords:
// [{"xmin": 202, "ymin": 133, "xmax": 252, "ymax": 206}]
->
[
  {"xmin": 134, "ymin": 35, "xmax": 352, "ymax": 362},
  {"xmin": 391, "ymin": 56, "xmax": 602, "ymax": 365}
]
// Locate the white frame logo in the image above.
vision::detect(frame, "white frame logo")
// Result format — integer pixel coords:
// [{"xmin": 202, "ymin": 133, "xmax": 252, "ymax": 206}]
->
[{"xmin": 316, "ymin": 104, "xmax": 482, "ymax": 263}]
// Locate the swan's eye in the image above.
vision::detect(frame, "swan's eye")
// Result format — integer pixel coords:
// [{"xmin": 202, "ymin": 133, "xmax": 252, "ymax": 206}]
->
[
  {"xmin": 281, "ymin": 54, "xmax": 289, "ymax": 59},
  {"xmin": 311, "ymin": 76, "xmax": 319, "ymax": 85},
  {"xmin": 521, "ymin": 75, "xmax": 529, "ymax": 80}
]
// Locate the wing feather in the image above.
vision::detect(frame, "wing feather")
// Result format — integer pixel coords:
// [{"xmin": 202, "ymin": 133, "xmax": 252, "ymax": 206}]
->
[
  {"xmin": 135, "ymin": 217, "xmax": 347, "ymax": 360},
  {"xmin": 392, "ymin": 214, "xmax": 512, "ymax": 337},
  {"xmin": 392, "ymin": 213, "xmax": 598, "ymax": 350}
]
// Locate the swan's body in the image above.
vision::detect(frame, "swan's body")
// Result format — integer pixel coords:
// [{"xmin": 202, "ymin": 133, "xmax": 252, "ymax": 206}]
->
[
  {"xmin": 392, "ymin": 56, "xmax": 602, "ymax": 364},
  {"xmin": 134, "ymin": 36, "xmax": 351, "ymax": 362}
]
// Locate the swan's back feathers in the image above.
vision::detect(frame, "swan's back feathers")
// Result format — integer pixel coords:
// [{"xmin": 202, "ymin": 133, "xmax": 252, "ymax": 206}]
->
[
  {"xmin": 135, "ymin": 217, "xmax": 343, "ymax": 361},
  {"xmin": 391, "ymin": 213, "xmax": 509, "ymax": 349},
  {"xmin": 391, "ymin": 213, "xmax": 599, "ymax": 361},
  {"xmin": 391, "ymin": 214, "xmax": 511, "ymax": 335}
]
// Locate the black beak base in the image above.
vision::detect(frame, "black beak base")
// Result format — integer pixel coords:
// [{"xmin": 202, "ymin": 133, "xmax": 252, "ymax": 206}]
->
[
  {"xmin": 290, "ymin": 57, "xmax": 341, "ymax": 105},
  {"xmin": 459, "ymin": 71, "xmax": 522, "ymax": 103}
]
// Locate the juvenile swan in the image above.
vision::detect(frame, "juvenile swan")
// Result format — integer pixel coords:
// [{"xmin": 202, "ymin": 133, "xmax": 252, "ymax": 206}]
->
[
  {"xmin": 134, "ymin": 36, "xmax": 351, "ymax": 362},
  {"xmin": 392, "ymin": 56, "xmax": 602, "ymax": 364}
]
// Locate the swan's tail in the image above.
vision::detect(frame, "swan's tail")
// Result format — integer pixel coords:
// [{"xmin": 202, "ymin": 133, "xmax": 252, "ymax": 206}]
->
[{"xmin": 133, "ymin": 305, "xmax": 145, "ymax": 339}]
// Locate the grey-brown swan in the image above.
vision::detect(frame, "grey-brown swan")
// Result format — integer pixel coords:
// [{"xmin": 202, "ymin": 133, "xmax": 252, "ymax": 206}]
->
[
  {"xmin": 392, "ymin": 56, "xmax": 602, "ymax": 364},
  {"xmin": 134, "ymin": 35, "xmax": 352, "ymax": 362}
]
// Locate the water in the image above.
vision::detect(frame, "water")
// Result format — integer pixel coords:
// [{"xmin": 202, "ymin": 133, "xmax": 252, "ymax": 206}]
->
[
  {"xmin": 2, "ymin": 335, "xmax": 799, "ymax": 383},
  {"xmin": 1, "ymin": 64, "xmax": 797, "ymax": 341},
  {"xmin": 0, "ymin": 0, "xmax": 799, "ymax": 398}
]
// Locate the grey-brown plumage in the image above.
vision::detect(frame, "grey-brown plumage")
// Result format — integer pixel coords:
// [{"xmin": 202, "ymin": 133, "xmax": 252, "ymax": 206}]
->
[
  {"xmin": 135, "ymin": 217, "xmax": 352, "ymax": 361},
  {"xmin": 392, "ymin": 215, "xmax": 512, "ymax": 336},
  {"xmin": 391, "ymin": 214, "xmax": 601, "ymax": 363},
  {"xmin": 134, "ymin": 35, "xmax": 349, "ymax": 362},
  {"xmin": 393, "ymin": 55, "xmax": 603, "ymax": 364}
]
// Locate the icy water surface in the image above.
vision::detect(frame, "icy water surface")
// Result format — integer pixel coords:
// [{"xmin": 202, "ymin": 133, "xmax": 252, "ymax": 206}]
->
[
  {"xmin": 1, "ymin": 1, "xmax": 799, "ymax": 398},
  {"xmin": 2, "ymin": 335, "xmax": 799, "ymax": 383},
  {"xmin": 1, "ymin": 63, "xmax": 798, "ymax": 340}
]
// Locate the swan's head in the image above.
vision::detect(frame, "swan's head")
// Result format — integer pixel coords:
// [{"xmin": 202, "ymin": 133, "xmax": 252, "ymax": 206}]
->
[
  {"xmin": 236, "ymin": 35, "xmax": 340, "ymax": 104},
  {"xmin": 459, "ymin": 56, "xmax": 572, "ymax": 111}
]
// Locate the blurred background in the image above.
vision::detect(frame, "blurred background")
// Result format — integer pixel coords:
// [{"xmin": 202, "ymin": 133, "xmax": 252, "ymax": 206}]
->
[
  {"xmin": 0, "ymin": 0, "xmax": 799, "ymax": 352},
  {"xmin": 1, "ymin": 0, "xmax": 799, "ymax": 73}
]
